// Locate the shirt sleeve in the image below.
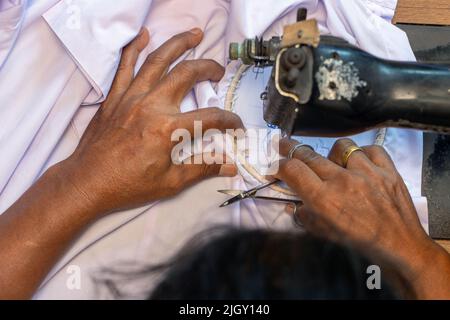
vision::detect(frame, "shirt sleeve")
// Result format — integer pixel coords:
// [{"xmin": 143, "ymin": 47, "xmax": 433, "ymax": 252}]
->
[
  {"xmin": 43, "ymin": 0, "xmax": 152, "ymax": 104},
  {"xmin": 0, "ymin": 0, "xmax": 27, "ymax": 69}
]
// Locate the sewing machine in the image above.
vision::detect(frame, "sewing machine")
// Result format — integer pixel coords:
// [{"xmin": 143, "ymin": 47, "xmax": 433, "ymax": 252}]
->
[
  {"xmin": 229, "ymin": 9, "xmax": 450, "ymax": 138},
  {"xmin": 229, "ymin": 8, "xmax": 450, "ymax": 245}
]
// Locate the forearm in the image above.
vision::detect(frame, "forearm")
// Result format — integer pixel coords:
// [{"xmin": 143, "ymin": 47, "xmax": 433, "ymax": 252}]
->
[{"xmin": 0, "ymin": 162, "xmax": 99, "ymax": 299}]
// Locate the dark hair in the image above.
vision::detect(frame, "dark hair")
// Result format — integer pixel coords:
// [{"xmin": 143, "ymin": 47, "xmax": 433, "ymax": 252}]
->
[{"xmin": 96, "ymin": 228, "xmax": 410, "ymax": 299}]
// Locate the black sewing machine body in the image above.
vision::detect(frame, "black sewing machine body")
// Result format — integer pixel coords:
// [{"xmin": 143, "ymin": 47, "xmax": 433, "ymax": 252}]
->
[
  {"xmin": 263, "ymin": 36, "xmax": 450, "ymax": 137},
  {"xmin": 229, "ymin": 11, "xmax": 450, "ymax": 138}
]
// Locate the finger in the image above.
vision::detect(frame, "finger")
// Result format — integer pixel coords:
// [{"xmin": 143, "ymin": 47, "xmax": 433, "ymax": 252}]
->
[
  {"xmin": 128, "ymin": 28, "xmax": 204, "ymax": 95},
  {"xmin": 280, "ymin": 138, "xmax": 343, "ymax": 179},
  {"xmin": 328, "ymin": 138, "xmax": 373, "ymax": 171},
  {"xmin": 177, "ymin": 107, "xmax": 245, "ymax": 136},
  {"xmin": 180, "ymin": 163, "xmax": 238, "ymax": 187},
  {"xmin": 361, "ymin": 145, "xmax": 397, "ymax": 172},
  {"xmin": 105, "ymin": 28, "xmax": 150, "ymax": 106},
  {"xmin": 274, "ymin": 159, "xmax": 323, "ymax": 204},
  {"xmin": 152, "ymin": 59, "xmax": 224, "ymax": 106}
]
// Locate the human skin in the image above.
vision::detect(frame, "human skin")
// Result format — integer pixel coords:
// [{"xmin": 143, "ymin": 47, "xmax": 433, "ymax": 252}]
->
[
  {"xmin": 0, "ymin": 28, "xmax": 243, "ymax": 299},
  {"xmin": 275, "ymin": 138, "xmax": 450, "ymax": 299}
]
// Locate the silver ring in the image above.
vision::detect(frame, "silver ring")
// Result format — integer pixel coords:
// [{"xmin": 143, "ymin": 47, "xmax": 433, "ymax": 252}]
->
[
  {"xmin": 287, "ymin": 143, "xmax": 315, "ymax": 160},
  {"xmin": 292, "ymin": 204, "xmax": 304, "ymax": 228}
]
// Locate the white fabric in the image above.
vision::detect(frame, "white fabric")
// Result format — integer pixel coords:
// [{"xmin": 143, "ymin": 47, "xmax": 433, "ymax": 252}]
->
[
  {"xmin": 0, "ymin": 0, "xmax": 27, "ymax": 68},
  {"xmin": 0, "ymin": 0, "xmax": 426, "ymax": 299}
]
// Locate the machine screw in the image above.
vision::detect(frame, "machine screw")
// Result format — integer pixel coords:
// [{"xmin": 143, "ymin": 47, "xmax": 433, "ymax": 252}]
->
[{"xmin": 282, "ymin": 48, "xmax": 306, "ymax": 70}]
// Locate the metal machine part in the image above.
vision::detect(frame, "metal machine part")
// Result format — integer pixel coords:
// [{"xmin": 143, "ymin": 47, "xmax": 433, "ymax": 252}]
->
[
  {"xmin": 229, "ymin": 9, "xmax": 450, "ymax": 137},
  {"xmin": 229, "ymin": 37, "xmax": 281, "ymax": 66},
  {"xmin": 229, "ymin": 8, "xmax": 319, "ymax": 67}
]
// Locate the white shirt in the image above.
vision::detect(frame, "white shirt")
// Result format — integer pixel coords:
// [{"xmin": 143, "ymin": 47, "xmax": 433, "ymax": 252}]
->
[{"xmin": 0, "ymin": 0, "xmax": 427, "ymax": 299}]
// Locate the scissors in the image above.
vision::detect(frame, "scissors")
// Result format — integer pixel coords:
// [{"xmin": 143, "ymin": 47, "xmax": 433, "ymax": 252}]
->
[{"xmin": 218, "ymin": 180, "xmax": 303, "ymax": 208}]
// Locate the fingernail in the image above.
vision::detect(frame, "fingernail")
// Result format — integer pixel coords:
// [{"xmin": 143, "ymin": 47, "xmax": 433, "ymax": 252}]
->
[
  {"xmin": 219, "ymin": 164, "xmax": 238, "ymax": 177},
  {"xmin": 285, "ymin": 204, "xmax": 295, "ymax": 215},
  {"xmin": 189, "ymin": 28, "xmax": 202, "ymax": 35}
]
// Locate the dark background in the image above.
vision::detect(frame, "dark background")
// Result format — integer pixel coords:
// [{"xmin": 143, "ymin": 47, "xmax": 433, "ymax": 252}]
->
[{"xmin": 398, "ymin": 24, "xmax": 450, "ymax": 239}]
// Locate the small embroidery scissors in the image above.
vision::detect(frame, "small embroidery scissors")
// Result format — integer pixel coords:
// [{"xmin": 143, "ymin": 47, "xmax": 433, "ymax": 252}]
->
[{"xmin": 218, "ymin": 180, "xmax": 303, "ymax": 208}]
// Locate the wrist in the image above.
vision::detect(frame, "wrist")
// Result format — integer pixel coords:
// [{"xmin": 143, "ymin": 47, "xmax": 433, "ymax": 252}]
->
[
  {"xmin": 409, "ymin": 241, "xmax": 450, "ymax": 299},
  {"xmin": 391, "ymin": 233, "xmax": 450, "ymax": 299},
  {"xmin": 49, "ymin": 158, "xmax": 106, "ymax": 220}
]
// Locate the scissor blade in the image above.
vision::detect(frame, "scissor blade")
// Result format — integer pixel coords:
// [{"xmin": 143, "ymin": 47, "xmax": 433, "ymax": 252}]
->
[
  {"xmin": 219, "ymin": 193, "xmax": 247, "ymax": 208},
  {"xmin": 217, "ymin": 190, "xmax": 242, "ymax": 197},
  {"xmin": 219, "ymin": 180, "xmax": 281, "ymax": 208}
]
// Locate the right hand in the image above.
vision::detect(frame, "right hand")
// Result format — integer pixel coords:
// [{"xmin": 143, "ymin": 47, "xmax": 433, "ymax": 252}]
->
[
  {"xmin": 274, "ymin": 138, "xmax": 450, "ymax": 299},
  {"xmin": 57, "ymin": 28, "xmax": 244, "ymax": 216}
]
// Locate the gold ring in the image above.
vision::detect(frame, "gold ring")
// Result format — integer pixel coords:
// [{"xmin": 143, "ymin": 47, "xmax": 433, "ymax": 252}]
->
[{"xmin": 342, "ymin": 145, "xmax": 364, "ymax": 168}]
